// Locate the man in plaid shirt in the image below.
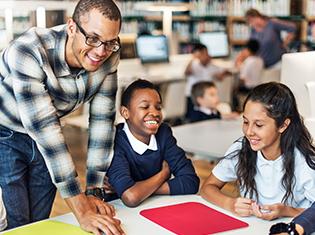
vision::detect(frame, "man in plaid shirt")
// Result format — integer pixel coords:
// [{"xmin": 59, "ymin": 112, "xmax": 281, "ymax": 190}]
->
[{"xmin": 0, "ymin": 0, "xmax": 124, "ymax": 234}]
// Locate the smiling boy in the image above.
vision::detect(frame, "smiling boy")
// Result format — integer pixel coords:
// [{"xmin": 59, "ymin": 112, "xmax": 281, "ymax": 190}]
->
[{"xmin": 107, "ymin": 79, "xmax": 200, "ymax": 207}]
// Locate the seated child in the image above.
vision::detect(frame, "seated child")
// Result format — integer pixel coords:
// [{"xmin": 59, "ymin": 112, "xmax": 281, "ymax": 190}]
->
[
  {"xmin": 238, "ymin": 39, "xmax": 264, "ymax": 91},
  {"xmin": 189, "ymin": 81, "xmax": 239, "ymax": 123},
  {"xmin": 107, "ymin": 79, "xmax": 200, "ymax": 207},
  {"xmin": 233, "ymin": 39, "xmax": 264, "ymax": 111},
  {"xmin": 185, "ymin": 43, "xmax": 230, "ymax": 119},
  {"xmin": 0, "ymin": 187, "xmax": 7, "ymax": 231},
  {"xmin": 201, "ymin": 82, "xmax": 315, "ymax": 220}
]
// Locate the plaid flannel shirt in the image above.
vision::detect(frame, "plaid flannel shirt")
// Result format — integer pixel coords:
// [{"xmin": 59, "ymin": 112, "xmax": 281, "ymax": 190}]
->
[{"xmin": 0, "ymin": 25, "xmax": 119, "ymax": 198}]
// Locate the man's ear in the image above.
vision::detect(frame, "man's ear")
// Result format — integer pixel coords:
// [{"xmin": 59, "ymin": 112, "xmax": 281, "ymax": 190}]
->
[
  {"xmin": 120, "ymin": 106, "xmax": 129, "ymax": 120},
  {"xmin": 67, "ymin": 18, "xmax": 76, "ymax": 36},
  {"xmin": 279, "ymin": 118, "xmax": 291, "ymax": 133}
]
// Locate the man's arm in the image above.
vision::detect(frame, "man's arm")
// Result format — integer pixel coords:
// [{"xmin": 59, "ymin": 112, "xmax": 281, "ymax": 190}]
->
[
  {"xmin": 86, "ymin": 54, "xmax": 119, "ymax": 190},
  {"xmin": 9, "ymin": 44, "xmax": 123, "ymax": 234}
]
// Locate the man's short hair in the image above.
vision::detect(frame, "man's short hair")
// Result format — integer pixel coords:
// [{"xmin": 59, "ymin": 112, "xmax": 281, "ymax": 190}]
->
[
  {"xmin": 191, "ymin": 81, "xmax": 216, "ymax": 106},
  {"xmin": 73, "ymin": 0, "xmax": 121, "ymax": 25}
]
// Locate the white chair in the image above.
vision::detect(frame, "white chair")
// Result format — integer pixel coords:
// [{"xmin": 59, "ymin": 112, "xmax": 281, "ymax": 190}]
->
[
  {"xmin": 281, "ymin": 51, "xmax": 315, "ymax": 139},
  {"xmin": 162, "ymin": 81, "xmax": 187, "ymax": 121},
  {"xmin": 260, "ymin": 65, "xmax": 281, "ymax": 84}
]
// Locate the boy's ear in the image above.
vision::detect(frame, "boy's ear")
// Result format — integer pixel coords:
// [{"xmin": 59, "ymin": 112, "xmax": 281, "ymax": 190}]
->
[
  {"xmin": 279, "ymin": 118, "xmax": 291, "ymax": 133},
  {"xmin": 120, "ymin": 106, "xmax": 129, "ymax": 120},
  {"xmin": 196, "ymin": 96, "xmax": 203, "ymax": 107}
]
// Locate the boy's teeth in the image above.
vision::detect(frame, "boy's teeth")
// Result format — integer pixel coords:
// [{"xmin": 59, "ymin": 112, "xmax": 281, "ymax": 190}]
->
[{"xmin": 146, "ymin": 120, "xmax": 157, "ymax": 124}]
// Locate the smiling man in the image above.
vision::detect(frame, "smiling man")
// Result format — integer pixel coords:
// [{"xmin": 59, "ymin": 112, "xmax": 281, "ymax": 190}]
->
[{"xmin": 0, "ymin": 0, "xmax": 124, "ymax": 234}]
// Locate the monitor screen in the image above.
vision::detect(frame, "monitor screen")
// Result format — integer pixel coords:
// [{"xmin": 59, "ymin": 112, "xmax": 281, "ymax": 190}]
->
[
  {"xmin": 199, "ymin": 31, "xmax": 229, "ymax": 58},
  {"xmin": 136, "ymin": 35, "xmax": 169, "ymax": 64}
]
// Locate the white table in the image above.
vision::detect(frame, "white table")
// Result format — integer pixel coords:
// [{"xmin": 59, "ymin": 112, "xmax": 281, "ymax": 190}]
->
[
  {"xmin": 51, "ymin": 195, "xmax": 289, "ymax": 235},
  {"xmin": 172, "ymin": 119, "xmax": 243, "ymax": 159}
]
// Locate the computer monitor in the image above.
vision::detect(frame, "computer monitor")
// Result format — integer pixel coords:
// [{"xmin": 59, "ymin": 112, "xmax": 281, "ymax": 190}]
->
[
  {"xmin": 199, "ymin": 31, "xmax": 229, "ymax": 58},
  {"xmin": 135, "ymin": 35, "xmax": 169, "ymax": 64},
  {"xmin": 281, "ymin": 51, "xmax": 315, "ymax": 119}
]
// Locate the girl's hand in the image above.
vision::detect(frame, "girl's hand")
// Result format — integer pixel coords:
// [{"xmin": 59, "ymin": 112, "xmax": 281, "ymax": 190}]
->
[
  {"xmin": 254, "ymin": 203, "xmax": 286, "ymax": 220},
  {"xmin": 231, "ymin": 197, "xmax": 253, "ymax": 217}
]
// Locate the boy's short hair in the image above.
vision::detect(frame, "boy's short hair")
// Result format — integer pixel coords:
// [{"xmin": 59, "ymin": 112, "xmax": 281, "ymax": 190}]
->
[
  {"xmin": 121, "ymin": 79, "xmax": 162, "ymax": 108},
  {"xmin": 247, "ymin": 39, "xmax": 260, "ymax": 54},
  {"xmin": 191, "ymin": 81, "xmax": 216, "ymax": 106},
  {"xmin": 192, "ymin": 43, "xmax": 207, "ymax": 53}
]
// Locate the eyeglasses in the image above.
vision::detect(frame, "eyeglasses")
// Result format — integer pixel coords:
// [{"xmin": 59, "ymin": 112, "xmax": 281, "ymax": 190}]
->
[{"xmin": 74, "ymin": 21, "xmax": 120, "ymax": 52}]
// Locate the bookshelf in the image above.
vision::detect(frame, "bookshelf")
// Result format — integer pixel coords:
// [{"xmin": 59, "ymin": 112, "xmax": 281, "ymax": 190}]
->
[
  {"xmin": 0, "ymin": 0, "xmax": 309, "ymax": 53},
  {"xmin": 301, "ymin": 0, "xmax": 315, "ymax": 48}
]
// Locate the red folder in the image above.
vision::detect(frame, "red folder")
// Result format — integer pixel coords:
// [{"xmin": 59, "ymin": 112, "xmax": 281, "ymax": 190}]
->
[{"xmin": 140, "ymin": 202, "xmax": 248, "ymax": 235}]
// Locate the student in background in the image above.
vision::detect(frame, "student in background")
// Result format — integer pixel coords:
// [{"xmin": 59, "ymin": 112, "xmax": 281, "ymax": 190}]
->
[
  {"xmin": 270, "ymin": 202, "xmax": 315, "ymax": 235},
  {"xmin": 190, "ymin": 81, "xmax": 239, "ymax": 123},
  {"xmin": 107, "ymin": 79, "xmax": 200, "ymax": 207},
  {"xmin": 0, "ymin": 187, "xmax": 7, "ymax": 231},
  {"xmin": 185, "ymin": 43, "xmax": 230, "ymax": 119},
  {"xmin": 235, "ymin": 8, "xmax": 296, "ymax": 68},
  {"xmin": 233, "ymin": 39, "xmax": 264, "ymax": 111},
  {"xmin": 201, "ymin": 82, "xmax": 315, "ymax": 220},
  {"xmin": 237, "ymin": 39, "xmax": 264, "ymax": 91}
]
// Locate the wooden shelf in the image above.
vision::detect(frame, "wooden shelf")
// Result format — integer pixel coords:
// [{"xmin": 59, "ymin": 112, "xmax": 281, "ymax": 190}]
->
[
  {"xmin": 305, "ymin": 15, "xmax": 315, "ymax": 21},
  {"xmin": 229, "ymin": 39, "xmax": 247, "ymax": 46}
]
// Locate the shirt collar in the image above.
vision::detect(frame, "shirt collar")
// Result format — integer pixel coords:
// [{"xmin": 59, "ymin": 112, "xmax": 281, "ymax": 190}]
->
[
  {"xmin": 256, "ymin": 151, "xmax": 283, "ymax": 171},
  {"xmin": 123, "ymin": 123, "xmax": 157, "ymax": 155},
  {"xmin": 195, "ymin": 106, "xmax": 218, "ymax": 115}
]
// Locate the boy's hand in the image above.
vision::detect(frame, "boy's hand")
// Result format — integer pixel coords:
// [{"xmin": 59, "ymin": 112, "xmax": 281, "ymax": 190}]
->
[
  {"xmin": 161, "ymin": 160, "xmax": 171, "ymax": 180},
  {"xmin": 103, "ymin": 176, "xmax": 115, "ymax": 193},
  {"xmin": 231, "ymin": 197, "xmax": 253, "ymax": 217}
]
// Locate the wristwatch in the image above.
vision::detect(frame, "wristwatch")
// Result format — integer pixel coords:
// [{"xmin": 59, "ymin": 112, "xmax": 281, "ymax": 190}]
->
[
  {"xmin": 269, "ymin": 222, "xmax": 299, "ymax": 235},
  {"xmin": 85, "ymin": 187, "xmax": 107, "ymax": 201},
  {"xmin": 85, "ymin": 187, "xmax": 118, "ymax": 202}
]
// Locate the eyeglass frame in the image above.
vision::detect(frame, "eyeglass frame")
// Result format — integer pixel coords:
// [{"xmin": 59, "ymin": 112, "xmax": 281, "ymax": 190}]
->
[{"xmin": 74, "ymin": 20, "xmax": 121, "ymax": 52}]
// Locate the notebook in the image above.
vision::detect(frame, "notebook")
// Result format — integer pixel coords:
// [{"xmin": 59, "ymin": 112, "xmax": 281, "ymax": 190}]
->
[
  {"xmin": 140, "ymin": 202, "xmax": 249, "ymax": 235},
  {"xmin": 4, "ymin": 220, "xmax": 89, "ymax": 235}
]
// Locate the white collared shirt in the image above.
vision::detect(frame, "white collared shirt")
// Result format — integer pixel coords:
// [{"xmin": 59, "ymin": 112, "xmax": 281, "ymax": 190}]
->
[
  {"xmin": 123, "ymin": 123, "xmax": 158, "ymax": 155},
  {"xmin": 212, "ymin": 140, "xmax": 315, "ymax": 207},
  {"xmin": 195, "ymin": 106, "xmax": 218, "ymax": 116},
  {"xmin": 0, "ymin": 187, "xmax": 7, "ymax": 231}
]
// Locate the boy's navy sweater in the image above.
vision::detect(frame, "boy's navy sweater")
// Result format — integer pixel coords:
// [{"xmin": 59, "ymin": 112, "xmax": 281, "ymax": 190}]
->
[
  {"xmin": 107, "ymin": 123, "xmax": 200, "ymax": 197},
  {"xmin": 189, "ymin": 109, "xmax": 221, "ymax": 123}
]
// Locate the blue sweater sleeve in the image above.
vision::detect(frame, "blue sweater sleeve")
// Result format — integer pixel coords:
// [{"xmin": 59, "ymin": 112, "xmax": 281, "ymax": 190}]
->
[
  {"xmin": 162, "ymin": 125, "xmax": 200, "ymax": 195},
  {"xmin": 107, "ymin": 147, "xmax": 135, "ymax": 198},
  {"xmin": 293, "ymin": 202, "xmax": 315, "ymax": 235}
]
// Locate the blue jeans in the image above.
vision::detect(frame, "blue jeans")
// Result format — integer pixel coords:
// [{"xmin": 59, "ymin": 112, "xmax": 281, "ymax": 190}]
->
[{"xmin": 0, "ymin": 125, "xmax": 56, "ymax": 229}]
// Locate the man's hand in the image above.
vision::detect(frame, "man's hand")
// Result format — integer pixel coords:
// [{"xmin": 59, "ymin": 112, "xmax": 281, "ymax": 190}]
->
[
  {"xmin": 78, "ymin": 210, "xmax": 124, "ymax": 235},
  {"xmin": 87, "ymin": 195, "xmax": 115, "ymax": 216},
  {"xmin": 65, "ymin": 193, "xmax": 125, "ymax": 235}
]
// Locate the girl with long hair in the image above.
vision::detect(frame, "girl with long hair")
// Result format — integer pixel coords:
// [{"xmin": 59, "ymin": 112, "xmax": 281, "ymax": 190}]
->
[{"xmin": 201, "ymin": 82, "xmax": 315, "ymax": 220}]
